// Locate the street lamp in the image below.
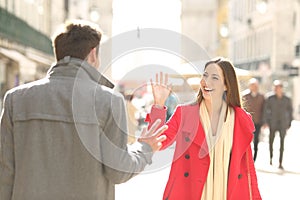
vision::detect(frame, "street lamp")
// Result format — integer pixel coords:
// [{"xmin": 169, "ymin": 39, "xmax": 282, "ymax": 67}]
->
[
  {"xmin": 219, "ymin": 23, "xmax": 229, "ymax": 38},
  {"xmin": 90, "ymin": 7, "xmax": 100, "ymax": 22},
  {"xmin": 256, "ymin": 0, "xmax": 268, "ymax": 14}
]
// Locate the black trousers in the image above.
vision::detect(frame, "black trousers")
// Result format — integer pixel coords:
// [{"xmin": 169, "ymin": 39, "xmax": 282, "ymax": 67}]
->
[
  {"xmin": 269, "ymin": 127, "xmax": 286, "ymax": 165},
  {"xmin": 253, "ymin": 123, "xmax": 262, "ymax": 161}
]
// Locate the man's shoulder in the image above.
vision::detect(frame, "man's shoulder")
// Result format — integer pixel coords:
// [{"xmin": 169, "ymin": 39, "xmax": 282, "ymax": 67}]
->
[
  {"xmin": 283, "ymin": 95, "xmax": 291, "ymax": 100},
  {"xmin": 242, "ymin": 89, "xmax": 251, "ymax": 98},
  {"xmin": 96, "ymin": 85, "xmax": 121, "ymax": 98},
  {"xmin": 94, "ymin": 85, "xmax": 124, "ymax": 104},
  {"xmin": 5, "ymin": 78, "xmax": 49, "ymax": 96},
  {"xmin": 265, "ymin": 92, "xmax": 275, "ymax": 100}
]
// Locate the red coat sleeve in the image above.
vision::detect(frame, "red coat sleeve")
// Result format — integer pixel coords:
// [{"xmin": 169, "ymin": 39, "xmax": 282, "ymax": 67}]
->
[{"xmin": 145, "ymin": 105, "xmax": 181, "ymax": 150}]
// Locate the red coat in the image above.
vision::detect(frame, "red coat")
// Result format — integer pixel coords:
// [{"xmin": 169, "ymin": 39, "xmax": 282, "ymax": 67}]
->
[{"xmin": 146, "ymin": 103, "xmax": 262, "ymax": 200}]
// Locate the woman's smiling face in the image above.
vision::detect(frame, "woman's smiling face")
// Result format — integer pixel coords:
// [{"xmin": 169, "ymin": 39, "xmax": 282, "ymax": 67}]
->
[{"xmin": 200, "ymin": 63, "xmax": 227, "ymax": 101}]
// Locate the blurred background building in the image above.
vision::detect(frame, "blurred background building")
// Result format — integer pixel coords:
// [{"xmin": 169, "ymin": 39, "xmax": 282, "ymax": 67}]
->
[
  {"xmin": 0, "ymin": 0, "xmax": 299, "ymax": 119},
  {"xmin": 0, "ymin": 0, "xmax": 58, "ymax": 110},
  {"xmin": 229, "ymin": 0, "xmax": 300, "ymax": 119},
  {"xmin": 0, "ymin": 0, "xmax": 113, "ymax": 110},
  {"xmin": 181, "ymin": 0, "xmax": 218, "ymax": 57}
]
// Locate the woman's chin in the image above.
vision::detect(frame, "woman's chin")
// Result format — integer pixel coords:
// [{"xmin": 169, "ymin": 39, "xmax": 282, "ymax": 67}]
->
[{"xmin": 202, "ymin": 93, "xmax": 212, "ymax": 100}]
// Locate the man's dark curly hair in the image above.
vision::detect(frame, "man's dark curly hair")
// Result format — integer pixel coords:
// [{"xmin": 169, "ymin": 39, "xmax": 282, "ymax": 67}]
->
[{"xmin": 53, "ymin": 20, "xmax": 102, "ymax": 61}]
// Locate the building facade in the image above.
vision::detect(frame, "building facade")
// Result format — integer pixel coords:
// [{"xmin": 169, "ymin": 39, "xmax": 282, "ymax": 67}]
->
[
  {"xmin": 0, "ymin": 0, "xmax": 115, "ymax": 111},
  {"xmin": 181, "ymin": 0, "xmax": 218, "ymax": 58},
  {"xmin": 229, "ymin": 0, "xmax": 300, "ymax": 119},
  {"xmin": 0, "ymin": 0, "xmax": 66, "ymax": 110}
]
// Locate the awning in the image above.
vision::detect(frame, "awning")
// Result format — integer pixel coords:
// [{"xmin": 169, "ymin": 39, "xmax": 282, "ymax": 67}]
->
[{"xmin": 234, "ymin": 67, "xmax": 251, "ymax": 76}]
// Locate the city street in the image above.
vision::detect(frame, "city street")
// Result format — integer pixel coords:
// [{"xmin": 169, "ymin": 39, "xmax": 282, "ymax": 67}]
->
[
  {"xmin": 116, "ymin": 120, "xmax": 300, "ymax": 200},
  {"xmin": 1, "ymin": 1, "xmax": 300, "ymax": 199}
]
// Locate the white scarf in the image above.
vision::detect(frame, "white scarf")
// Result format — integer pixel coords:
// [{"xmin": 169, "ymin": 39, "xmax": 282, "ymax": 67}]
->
[{"xmin": 200, "ymin": 100, "xmax": 235, "ymax": 200}]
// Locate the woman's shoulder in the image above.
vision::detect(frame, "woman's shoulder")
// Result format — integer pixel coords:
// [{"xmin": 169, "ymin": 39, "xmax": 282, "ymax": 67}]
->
[
  {"xmin": 176, "ymin": 101, "xmax": 199, "ymax": 111},
  {"xmin": 234, "ymin": 106, "xmax": 254, "ymax": 125},
  {"xmin": 173, "ymin": 101, "xmax": 199, "ymax": 117},
  {"xmin": 234, "ymin": 106, "xmax": 250, "ymax": 116},
  {"xmin": 178, "ymin": 101, "xmax": 199, "ymax": 108}
]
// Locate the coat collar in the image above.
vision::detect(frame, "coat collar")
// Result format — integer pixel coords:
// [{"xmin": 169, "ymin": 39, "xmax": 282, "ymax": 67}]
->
[{"xmin": 47, "ymin": 56, "xmax": 114, "ymax": 89}]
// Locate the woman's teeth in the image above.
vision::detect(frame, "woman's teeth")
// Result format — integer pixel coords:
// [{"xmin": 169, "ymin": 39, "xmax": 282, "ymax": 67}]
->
[{"xmin": 204, "ymin": 87, "xmax": 213, "ymax": 92}]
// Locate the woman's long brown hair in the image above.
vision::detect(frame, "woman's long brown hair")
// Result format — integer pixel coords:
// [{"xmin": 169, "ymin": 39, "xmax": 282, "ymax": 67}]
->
[{"xmin": 196, "ymin": 57, "xmax": 242, "ymax": 120}]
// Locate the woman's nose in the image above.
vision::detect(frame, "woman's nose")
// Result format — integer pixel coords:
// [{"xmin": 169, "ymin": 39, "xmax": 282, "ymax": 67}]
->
[
  {"xmin": 201, "ymin": 77, "xmax": 210, "ymax": 85},
  {"xmin": 200, "ymin": 78, "xmax": 206, "ymax": 85}
]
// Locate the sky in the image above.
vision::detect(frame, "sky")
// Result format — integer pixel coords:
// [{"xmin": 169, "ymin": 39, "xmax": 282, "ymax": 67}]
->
[{"xmin": 111, "ymin": 0, "xmax": 183, "ymax": 81}]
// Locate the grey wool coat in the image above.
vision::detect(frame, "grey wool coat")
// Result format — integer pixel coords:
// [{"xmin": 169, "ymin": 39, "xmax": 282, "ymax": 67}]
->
[{"xmin": 0, "ymin": 57, "xmax": 153, "ymax": 200}]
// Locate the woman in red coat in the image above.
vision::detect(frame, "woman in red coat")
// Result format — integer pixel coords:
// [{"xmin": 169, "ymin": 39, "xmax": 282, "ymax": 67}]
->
[{"xmin": 146, "ymin": 57, "xmax": 262, "ymax": 200}]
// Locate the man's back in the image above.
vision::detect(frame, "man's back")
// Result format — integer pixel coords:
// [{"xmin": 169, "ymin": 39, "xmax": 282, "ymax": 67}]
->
[
  {"xmin": 0, "ymin": 59, "xmax": 153, "ymax": 200},
  {"xmin": 1, "ymin": 62, "xmax": 114, "ymax": 199},
  {"xmin": 243, "ymin": 92, "xmax": 265, "ymax": 124},
  {"xmin": 1, "ymin": 20, "xmax": 167, "ymax": 200},
  {"xmin": 264, "ymin": 94, "xmax": 293, "ymax": 130}
]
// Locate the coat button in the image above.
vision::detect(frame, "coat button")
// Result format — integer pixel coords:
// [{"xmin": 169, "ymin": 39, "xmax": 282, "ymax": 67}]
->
[
  {"xmin": 185, "ymin": 137, "xmax": 190, "ymax": 142},
  {"xmin": 185, "ymin": 154, "xmax": 190, "ymax": 159},
  {"xmin": 184, "ymin": 172, "xmax": 189, "ymax": 177},
  {"xmin": 238, "ymin": 174, "xmax": 242, "ymax": 179}
]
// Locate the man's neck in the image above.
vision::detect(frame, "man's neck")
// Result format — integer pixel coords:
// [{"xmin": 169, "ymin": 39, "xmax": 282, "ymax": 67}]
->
[{"xmin": 276, "ymin": 93, "xmax": 283, "ymax": 99}]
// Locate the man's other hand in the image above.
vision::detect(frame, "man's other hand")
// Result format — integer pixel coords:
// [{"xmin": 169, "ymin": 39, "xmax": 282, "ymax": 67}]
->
[{"xmin": 138, "ymin": 119, "xmax": 167, "ymax": 152}]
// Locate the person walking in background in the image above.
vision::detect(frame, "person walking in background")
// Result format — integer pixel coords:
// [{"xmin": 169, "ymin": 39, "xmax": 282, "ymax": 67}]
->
[
  {"xmin": 164, "ymin": 92, "xmax": 178, "ymax": 121},
  {"xmin": 146, "ymin": 57, "xmax": 261, "ymax": 200},
  {"xmin": 263, "ymin": 80, "xmax": 293, "ymax": 169},
  {"xmin": 243, "ymin": 78, "xmax": 265, "ymax": 161},
  {"xmin": 0, "ymin": 20, "xmax": 167, "ymax": 200}
]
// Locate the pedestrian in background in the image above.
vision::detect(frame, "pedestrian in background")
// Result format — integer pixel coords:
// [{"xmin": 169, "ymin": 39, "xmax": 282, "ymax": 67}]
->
[
  {"xmin": 146, "ymin": 57, "xmax": 261, "ymax": 200},
  {"xmin": 243, "ymin": 78, "xmax": 265, "ymax": 161},
  {"xmin": 0, "ymin": 20, "xmax": 167, "ymax": 200},
  {"xmin": 164, "ymin": 92, "xmax": 178, "ymax": 121},
  {"xmin": 263, "ymin": 80, "xmax": 293, "ymax": 169}
]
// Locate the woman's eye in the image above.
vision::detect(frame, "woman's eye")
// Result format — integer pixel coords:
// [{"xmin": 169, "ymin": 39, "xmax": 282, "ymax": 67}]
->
[{"xmin": 212, "ymin": 76, "xmax": 219, "ymax": 80}]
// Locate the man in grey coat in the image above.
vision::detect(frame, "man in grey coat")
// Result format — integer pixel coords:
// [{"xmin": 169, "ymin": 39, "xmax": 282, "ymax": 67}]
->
[
  {"xmin": 263, "ymin": 80, "xmax": 293, "ymax": 169},
  {"xmin": 0, "ymin": 20, "xmax": 167, "ymax": 200}
]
